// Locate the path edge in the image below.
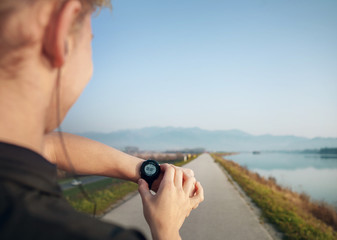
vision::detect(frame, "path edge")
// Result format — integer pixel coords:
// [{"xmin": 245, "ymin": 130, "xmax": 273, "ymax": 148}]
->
[{"xmin": 213, "ymin": 156, "xmax": 283, "ymax": 240}]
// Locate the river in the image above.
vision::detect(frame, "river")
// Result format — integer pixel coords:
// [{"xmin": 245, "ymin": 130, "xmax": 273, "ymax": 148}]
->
[{"xmin": 226, "ymin": 152, "xmax": 337, "ymax": 207}]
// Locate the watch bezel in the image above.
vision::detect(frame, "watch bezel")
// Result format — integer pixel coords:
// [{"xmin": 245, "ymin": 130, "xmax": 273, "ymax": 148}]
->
[{"xmin": 140, "ymin": 159, "xmax": 161, "ymax": 187}]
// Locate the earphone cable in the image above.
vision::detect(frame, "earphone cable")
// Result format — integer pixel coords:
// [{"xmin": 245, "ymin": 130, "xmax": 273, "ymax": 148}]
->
[{"xmin": 55, "ymin": 68, "xmax": 97, "ymax": 217}]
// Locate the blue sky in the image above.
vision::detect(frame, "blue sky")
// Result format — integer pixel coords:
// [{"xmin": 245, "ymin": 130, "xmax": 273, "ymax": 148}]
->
[{"xmin": 62, "ymin": 0, "xmax": 337, "ymax": 138}]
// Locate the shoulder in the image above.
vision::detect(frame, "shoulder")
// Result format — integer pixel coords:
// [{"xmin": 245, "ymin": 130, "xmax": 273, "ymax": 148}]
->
[{"xmin": 0, "ymin": 181, "xmax": 146, "ymax": 240}]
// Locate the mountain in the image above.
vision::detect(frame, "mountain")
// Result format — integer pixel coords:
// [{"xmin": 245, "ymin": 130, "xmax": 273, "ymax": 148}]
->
[{"xmin": 77, "ymin": 127, "xmax": 337, "ymax": 152}]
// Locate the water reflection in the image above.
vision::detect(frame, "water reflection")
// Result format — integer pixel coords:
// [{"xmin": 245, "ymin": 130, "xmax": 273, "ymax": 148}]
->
[{"xmin": 227, "ymin": 152, "xmax": 337, "ymax": 206}]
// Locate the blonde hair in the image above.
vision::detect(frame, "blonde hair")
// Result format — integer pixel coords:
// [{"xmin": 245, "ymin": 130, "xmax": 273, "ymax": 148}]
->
[
  {"xmin": 0, "ymin": 0, "xmax": 111, "ymax": 73},
  {"xmin": 0, "ymin": 0, "xmax": 111, "ymax": 15},
  {"xmin": 0, "ymin": 0, "xmax": 111, "ymax": 35}
]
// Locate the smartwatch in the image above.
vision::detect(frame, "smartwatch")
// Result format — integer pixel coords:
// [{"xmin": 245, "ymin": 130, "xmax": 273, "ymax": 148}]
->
[{"xmin": 140, "ymin": 159, "xmax": 161, "ymax": 189}]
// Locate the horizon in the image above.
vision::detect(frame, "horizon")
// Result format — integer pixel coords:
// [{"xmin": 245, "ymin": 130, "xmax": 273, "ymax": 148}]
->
[
  {"xmin": 62, "ymin": 0, "xmax": 337, "ymax": 139},
  {"xmin": 75, "ymin": 126, "xmax": 337, "ymax": 152},
  {"xmin": 72, "ymin": 126, "xmax": 337, "ymax": 140}
]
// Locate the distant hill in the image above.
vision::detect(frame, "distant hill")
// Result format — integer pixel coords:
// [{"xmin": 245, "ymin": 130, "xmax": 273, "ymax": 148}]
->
[{"xmin": 77, "ymin": 127, "xmax": 337, "ymax": 152}]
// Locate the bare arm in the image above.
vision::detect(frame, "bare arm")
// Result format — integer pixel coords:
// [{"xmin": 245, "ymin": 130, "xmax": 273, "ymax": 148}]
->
[
  {"xmin": 43, "ymin": 132, "xmax": 144, "ymax": 182},
  {"xmin": 43, "ymin": 132, "xmax": 205, "ymax": 240}
]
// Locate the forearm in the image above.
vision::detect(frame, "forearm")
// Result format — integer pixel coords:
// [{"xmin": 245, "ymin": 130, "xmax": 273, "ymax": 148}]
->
[{"xmin": 43, "ymin": 132, "xmax": 144, "ymax": 182}]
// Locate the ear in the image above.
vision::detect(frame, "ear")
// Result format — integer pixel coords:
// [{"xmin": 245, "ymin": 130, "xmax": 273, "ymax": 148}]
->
[{"xmin": 43, "ymin": 0, "xmax": 82, "ymax": 68}]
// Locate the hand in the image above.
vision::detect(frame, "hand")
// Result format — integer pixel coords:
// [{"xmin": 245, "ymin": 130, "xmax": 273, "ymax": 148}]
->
[
  {"xmin": 150, "ymin": 165, "xmax": 195, "ymax": 196},
  {"xmin": 138, "ymin": 164, "xmax": 204, "ymax": 240}
]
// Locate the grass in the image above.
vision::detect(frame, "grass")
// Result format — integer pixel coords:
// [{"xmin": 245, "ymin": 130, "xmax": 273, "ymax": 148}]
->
[
  {"xmin": 212, "ymin": 153, "xmax": 337, "ymax": 240},
  {"xmin": 63, "ymin": 178, "xmax": 138, "ymax": 215},
  {"xmin": 63, "ymin": 154, "xmax": 199, "ymax": 216}
]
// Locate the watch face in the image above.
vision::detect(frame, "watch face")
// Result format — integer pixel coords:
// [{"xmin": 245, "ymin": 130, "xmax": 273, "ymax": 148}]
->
[{"xmin": 144, "ymin": 164, "xmax": 157, "ymax": 176}]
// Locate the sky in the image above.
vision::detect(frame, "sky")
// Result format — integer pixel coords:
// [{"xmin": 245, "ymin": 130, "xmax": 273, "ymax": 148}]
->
[{"xmin": 62, "ymin": 0, "xmax": 337, "ymax": 138}]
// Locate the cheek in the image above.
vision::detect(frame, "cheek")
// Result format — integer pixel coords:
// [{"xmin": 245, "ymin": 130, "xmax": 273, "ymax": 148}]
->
[
  {"xmin": 61, "ymin": 47, "xmax": 93, "ymax": 114},
  {"xmin": 70, "ymin": 33, "xmax": 93, "ymax": 88},
  {"xmin": 61, "ymin": 16, "xmax": 93, "ymax": 113}
]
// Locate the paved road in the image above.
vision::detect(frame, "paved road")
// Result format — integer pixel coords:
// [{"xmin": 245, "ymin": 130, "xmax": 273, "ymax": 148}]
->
[{"xmin": 102, "ymin": 153, "xmax": 273, "ymax": 240}]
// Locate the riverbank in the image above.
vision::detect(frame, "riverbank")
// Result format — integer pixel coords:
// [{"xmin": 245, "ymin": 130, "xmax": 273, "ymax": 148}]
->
[
  {"xmin": 226, "ymin": 151, "xmax": 337, "ymax": 207},
  {"xmin": 212, "ymin": 153, "xmax": 337, "ymax": 240}
]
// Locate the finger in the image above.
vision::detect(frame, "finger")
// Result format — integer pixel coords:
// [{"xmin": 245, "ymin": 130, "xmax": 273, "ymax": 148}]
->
[
  {"xmin": 182, "ymin": 168, "xmax": 194, "ymax": 184},
  {"xmin": 183, "ymin": 168, "xmax": 194, "ymax": 178},
  {"xmin": 183, "ymin": 176, "xmax": 196, "ymax": 196},
  {"xmin": 190, "ymin": 182, "xmax": 204, "ymax": 209},
  {"xmin": 174, "ymin": 166, "xmax": 183, "ymax": 188},
  {"xmin": 192, "ymin": 204, "xmax": 199, "ymax": 210},
  {"xmin": 150, "ymin": 172, "xmax": 163, "ymax": 193},
  {"xmin": 196, "ymin": 182, "xmax": 204, "ymax": 201},
  {"xmin": 138, "ymin": 179, "xmax": 152, "ymax": 203},
  {"xmin": 158, "ymin": 164, "xmax": 175, "ymax": 191},
  {"xmin": 160, "ymin": 163, "xmax": 169, "ymax": 172}
]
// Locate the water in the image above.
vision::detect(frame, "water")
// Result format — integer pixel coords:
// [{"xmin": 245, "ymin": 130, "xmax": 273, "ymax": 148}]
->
[{"xmin": 226, "ymin": 152, "xmax": 337, "ymax": 206}]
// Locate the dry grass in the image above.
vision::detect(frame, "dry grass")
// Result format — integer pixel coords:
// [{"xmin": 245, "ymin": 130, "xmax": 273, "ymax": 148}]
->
[
  {"xmin": 238, "ymin": 163, "xmax": 337, "ymax": 232},
  {"xmin": 213, "ymin": 153, "xmax": 337, "ymax": 240}
]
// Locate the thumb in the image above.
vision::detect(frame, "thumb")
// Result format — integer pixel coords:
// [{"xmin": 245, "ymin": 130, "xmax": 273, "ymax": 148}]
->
[{"xmin": 138, "ymin": 179, "xmax": 151, "ymax": 201}]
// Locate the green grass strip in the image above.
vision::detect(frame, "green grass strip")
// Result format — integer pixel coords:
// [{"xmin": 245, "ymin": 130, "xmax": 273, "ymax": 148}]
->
[{"xmin": 64, "ymin": 179, "xmax": 138, "ymax": 215}]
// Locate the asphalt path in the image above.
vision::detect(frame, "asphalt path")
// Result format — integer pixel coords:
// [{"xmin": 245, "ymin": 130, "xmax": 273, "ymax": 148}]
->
[{"xmin": 102, "ymin": 153, "xmax": 273, "ymax": 240}]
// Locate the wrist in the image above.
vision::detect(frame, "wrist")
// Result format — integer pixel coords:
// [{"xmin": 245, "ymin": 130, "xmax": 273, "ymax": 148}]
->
[
  {"xmin": 132, "ymin": 158, "xmax": 144, "ymax": 183},
  {"xmin": 151, "ymin": 229, "xmax": 181, "ymax": 240}
]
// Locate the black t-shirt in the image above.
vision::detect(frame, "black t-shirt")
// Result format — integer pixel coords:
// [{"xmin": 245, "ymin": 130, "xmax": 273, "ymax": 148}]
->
[{"xmin": 0, "ymin": 142, "xmax": 146, "ymax": 240}]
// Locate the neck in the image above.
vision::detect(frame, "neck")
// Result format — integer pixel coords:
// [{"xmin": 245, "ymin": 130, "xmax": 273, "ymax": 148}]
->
[{"xmin": 0, "ymin": 69, "xmax": 54, "ymax": 154}]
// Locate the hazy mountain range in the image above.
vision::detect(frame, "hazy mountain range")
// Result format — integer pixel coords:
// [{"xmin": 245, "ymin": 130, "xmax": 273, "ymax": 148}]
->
[{"xmin": 77, "ymin": 127, "xmax": 337, "ymax": 152}]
